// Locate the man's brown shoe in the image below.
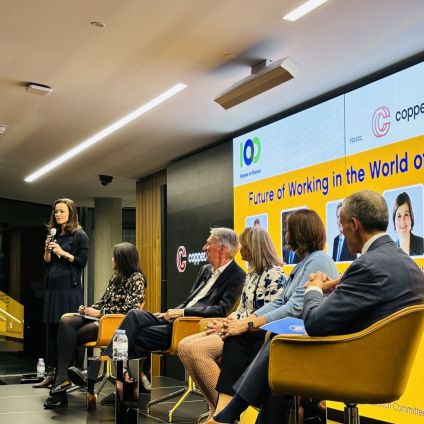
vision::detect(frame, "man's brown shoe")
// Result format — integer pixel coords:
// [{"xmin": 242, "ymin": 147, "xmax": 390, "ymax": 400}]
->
[{"xmin": 87, "ymin": 393, "xmax": 97, "ymax": 410}]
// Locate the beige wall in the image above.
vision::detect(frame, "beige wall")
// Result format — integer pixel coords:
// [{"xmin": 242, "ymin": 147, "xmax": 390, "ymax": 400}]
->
[{"xmin": 93, "ymin": 198, "xmax": 122, "ymax": 302}]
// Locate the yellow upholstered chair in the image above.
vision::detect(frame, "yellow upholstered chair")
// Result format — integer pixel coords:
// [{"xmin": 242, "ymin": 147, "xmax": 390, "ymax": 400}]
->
[
  {"xmin": 83, "ymin": 313, "xmax": 126, "ymax": 393},
  {"xmin": 269, "ymin": 304, "xmax": 424, "ymax": 424},
  {"xmin": 86, "ymin": 302, "xmax": 146, "ymax": 392},
  {"xmin": 147, "ymin": 300, "xmax": 243, "ymax": 421},
  {"xmin": 146, "ymin": 316, "xmax": 204, "ymax": 422},
  {"xmin": 61, "ymin": 312, "xmax": 126, "ymax": 392},
  {"xmin": 83, "ymin": 313, "xmax": 126, "ymax": 348}
]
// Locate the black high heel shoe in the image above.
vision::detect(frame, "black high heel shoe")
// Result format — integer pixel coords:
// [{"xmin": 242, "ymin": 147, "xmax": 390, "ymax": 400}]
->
[
  {"xmin": 43, "ymin": 394, "xmax": 68, "ymax": 409},
  {"xmin": 33, "ymin": 371, "xmax": 55, "ymax": 389},
  {"xmin": 49, "ymin": 380, "xmax": 72, "ymax": 395},
  {"xmin": 43, "ymin": 381, "xmax": 71, "ymax": 409}
]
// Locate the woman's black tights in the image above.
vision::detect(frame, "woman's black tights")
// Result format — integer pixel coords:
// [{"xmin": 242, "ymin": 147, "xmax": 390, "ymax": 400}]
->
[{"xmin": 55, "ymin": 315, "xmax": 98, "ymax": 384}]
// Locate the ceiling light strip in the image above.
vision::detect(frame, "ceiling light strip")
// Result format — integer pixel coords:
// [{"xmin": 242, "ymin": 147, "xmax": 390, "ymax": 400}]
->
[
  {"xmin": 283, "ymin": 0, "xmax": 329, "ymax": 22},
  {"xmin": 24, "ymin": 83, "xmax": 187, "ymax": 183}
]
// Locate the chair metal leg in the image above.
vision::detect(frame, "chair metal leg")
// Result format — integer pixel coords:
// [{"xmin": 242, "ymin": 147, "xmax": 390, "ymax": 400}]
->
[
  {"xmin": 146, "ymin": 374, "xmax": 204, "ymax": 422},
  {"xmin": 344, "ymin": 403, "xmax": 360, "ymax": 424},
  {"xmin": 290, "ymin": 396, "xmax": 301, "ymax": 424},
  {"xmin": 167, "ymin": 376, "xmax": 203, "ymax": 422},
  {"xmin": 96, "ymin": 359, "xmax": 116, "ymax": 394},
  {"xmin": 146, "ymin": 388, "xmax": 186, "ymax": 413},
  {"xmin": 289, "ymin": 397, "xmax": 327, "ymax": 424},
  {"xmin": 96, "ymin": 374, "xmax": 116, "ymax": 393}
]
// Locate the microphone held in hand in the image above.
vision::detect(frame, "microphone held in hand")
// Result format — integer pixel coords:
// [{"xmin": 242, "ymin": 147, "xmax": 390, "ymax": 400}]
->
[{"xmin": 47, "ymin": 228, "xmax": 57, "ymax": 252}]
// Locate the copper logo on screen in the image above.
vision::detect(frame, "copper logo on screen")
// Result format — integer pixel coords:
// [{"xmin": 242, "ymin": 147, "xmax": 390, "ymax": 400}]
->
[
  {"xmin": 372, "ymin": 106, "xmax": 391, "ymax": 137},
  {"xmin": 240, "ymin": 136, "xmax": 261, "ymax": 167},
  {"xmin": 176, "ymin": 246, "xmax": 187, "ymax": 273}
]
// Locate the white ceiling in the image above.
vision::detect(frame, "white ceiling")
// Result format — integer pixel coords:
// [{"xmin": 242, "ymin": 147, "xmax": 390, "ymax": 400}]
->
[{"xmin": 0, "ymin": 0, "xmax": 423, "ymax": 207}]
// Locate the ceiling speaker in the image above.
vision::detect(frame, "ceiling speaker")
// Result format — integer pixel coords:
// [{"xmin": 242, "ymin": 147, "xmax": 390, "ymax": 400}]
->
[{"xmin": 214, "ymin": 57, "xmax": 297, "ymax": 110}]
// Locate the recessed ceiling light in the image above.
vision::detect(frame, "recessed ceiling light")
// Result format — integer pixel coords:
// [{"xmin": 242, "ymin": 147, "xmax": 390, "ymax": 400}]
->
[
  {"xmin": 0, "ymin": 124, "xmax": 7, "ymax": 135},
  {"xmin": 24, "ymin": 83, "xmax": 187, "ymax": 183},
  {"xmin": 91, "ymin": 21, "xmax": 105, "ymax": 28},
  {"xmin": 283, "ymin": 0, "xmax": 329, "ymax": 22}
]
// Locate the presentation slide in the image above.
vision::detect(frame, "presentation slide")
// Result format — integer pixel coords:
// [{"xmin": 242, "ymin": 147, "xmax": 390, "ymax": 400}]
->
[{"xmin": 233, "ymin": 60, "xmax": 424, "ymax": 422}]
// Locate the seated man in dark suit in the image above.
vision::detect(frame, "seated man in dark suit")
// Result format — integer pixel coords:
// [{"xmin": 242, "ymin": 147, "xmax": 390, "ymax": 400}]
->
[
  {"xmin": 332, "ymin": 201, "xmax": 357, "ymax": 262},
  {"xmin": 210, "ymin": 190, "xmax": 424, "ymax": 424},
  {"xmin": 304, "ymin": 190, "xmax": 424, "ymax": 334},
  {"xmin": 104, "ymin": 227, "xmax": 245, "ymax": 359}
]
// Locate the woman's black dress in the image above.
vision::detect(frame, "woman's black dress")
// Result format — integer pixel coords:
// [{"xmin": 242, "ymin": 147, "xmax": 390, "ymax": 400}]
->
[{"xmin": 43, "ymin": 229, "xmax": 89, "ymax": 323}]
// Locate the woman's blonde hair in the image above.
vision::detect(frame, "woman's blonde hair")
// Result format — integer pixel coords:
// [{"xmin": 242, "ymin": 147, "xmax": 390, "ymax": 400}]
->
[{"xmin": 239, "ymin": 227, "xmax": 282, "ymax": 274}]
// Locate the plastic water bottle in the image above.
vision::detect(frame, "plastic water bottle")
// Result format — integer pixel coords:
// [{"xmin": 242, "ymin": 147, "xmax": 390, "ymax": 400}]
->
[
  {"xmin": 36, "ymin": 358, "xmax": 45, "ymax": 378},
  {"xmin": 112, "ymin": 329, "xmax": 128, "ymax": 361}
]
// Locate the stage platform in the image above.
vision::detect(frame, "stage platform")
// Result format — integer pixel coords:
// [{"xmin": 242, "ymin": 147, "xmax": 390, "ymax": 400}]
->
[{"xmin": 0, "ymin": 376, "xmax": 208, "ymax": 424}]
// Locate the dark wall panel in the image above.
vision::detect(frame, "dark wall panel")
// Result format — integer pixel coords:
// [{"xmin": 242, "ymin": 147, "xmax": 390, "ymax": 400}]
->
[
  {"xmin": 165, "ymin": 141, "xmax": 233, "ymax": 378},
  {"xmin": 166, "ymin": 141, "xmax": 233, "ymax": 309}
]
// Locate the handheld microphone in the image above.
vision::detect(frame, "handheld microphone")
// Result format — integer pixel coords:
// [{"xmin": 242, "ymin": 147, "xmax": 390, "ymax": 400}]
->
[{"xmin": 48, "ymin": 228, "xmax": 57, "ymax": 252}]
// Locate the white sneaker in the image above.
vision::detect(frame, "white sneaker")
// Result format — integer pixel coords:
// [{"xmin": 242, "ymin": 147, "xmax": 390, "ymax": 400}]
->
[{"xmin": 141, "ymin": 374, "xmax": 151, "ymax": 391}]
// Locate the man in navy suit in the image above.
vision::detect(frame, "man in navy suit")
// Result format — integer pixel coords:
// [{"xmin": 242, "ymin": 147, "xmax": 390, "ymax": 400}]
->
[
  {"xmin": 103, "ymin": 227, "xmax": 245, "ymax": 359},
  {"xmin": 332, "ymin": 202, "xmax": 357, "ymax": 262}
]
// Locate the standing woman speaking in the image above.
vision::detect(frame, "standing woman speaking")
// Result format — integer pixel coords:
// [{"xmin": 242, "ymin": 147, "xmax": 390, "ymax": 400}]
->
[{"xmin": 37, "ymin": 198, "xmax": 89, "ymax": 387}]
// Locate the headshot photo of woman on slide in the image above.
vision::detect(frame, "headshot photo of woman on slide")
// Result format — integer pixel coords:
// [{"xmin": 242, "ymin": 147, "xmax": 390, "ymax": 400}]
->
[{"xmin": 393, "ymin": 191, "xmax": 424, "ymax": 256}]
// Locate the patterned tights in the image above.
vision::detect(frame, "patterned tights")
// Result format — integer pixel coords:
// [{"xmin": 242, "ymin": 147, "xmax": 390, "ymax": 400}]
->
[{"xmin": 178, "ymin": 331, "xmax": 224, "ymax": 414}]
